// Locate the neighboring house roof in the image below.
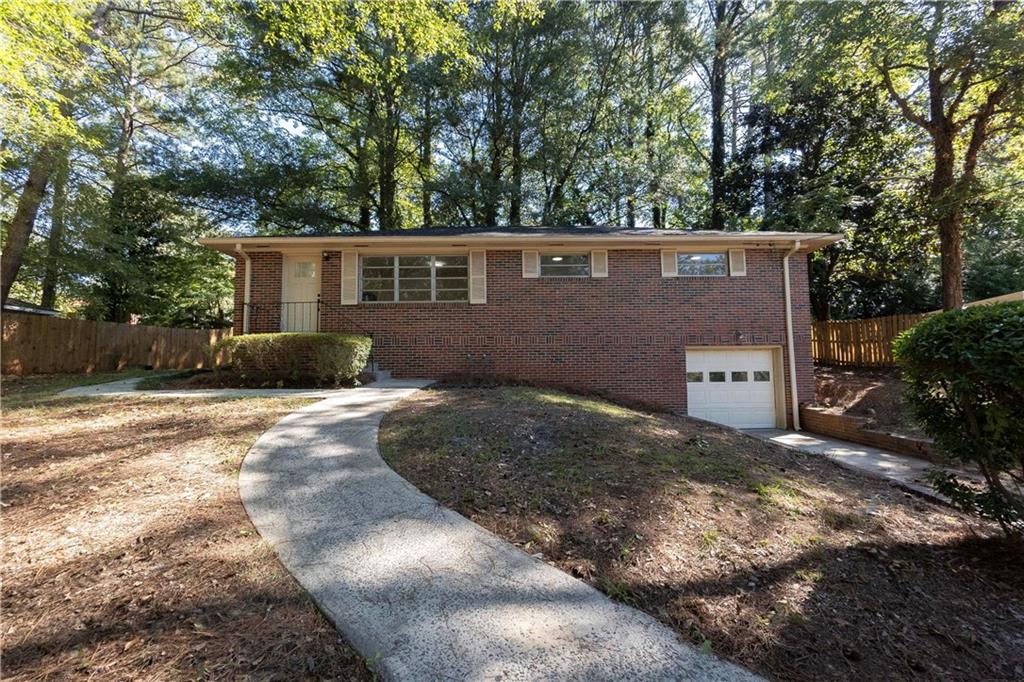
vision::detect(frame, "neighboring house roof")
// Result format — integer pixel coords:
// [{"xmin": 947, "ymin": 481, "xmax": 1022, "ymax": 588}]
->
[
  {"xmin": 920, "ymin": 290, "xmax": 1024, "ymax": 314},
  {"xmin": 200, "ymin": 226, "xmax": 843, "ymax": 254},
  {"xmin": 2, "ymin": 298, "xmax": 60, "ymax": 317},
  {"xmin": 964, "ymin": 290, "xmax": 1024, "ymax": 307}
]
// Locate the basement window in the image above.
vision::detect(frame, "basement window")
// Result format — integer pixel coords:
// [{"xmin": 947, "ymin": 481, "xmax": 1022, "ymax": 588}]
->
[
  {"xmin": 360, "ymin": 255, "xmax": 468, "ymax": 303},
  {"xmin": 540, "ymin": 254, "xmax": 590, "ymax": 277}
]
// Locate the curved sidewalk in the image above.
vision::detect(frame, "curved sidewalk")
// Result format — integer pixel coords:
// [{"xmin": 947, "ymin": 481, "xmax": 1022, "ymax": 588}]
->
[{"xmin": 240, "ymin": 380, "xmax": 760, "ymax": 681}]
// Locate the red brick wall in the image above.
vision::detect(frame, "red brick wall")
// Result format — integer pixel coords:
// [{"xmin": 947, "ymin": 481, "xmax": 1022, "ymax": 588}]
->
[
  {"xmin": 800, "ymin": 405, "xmax": 938, "ymax": 462},
  {"xmin": 232, "ymin": 256, "xmax": 245, "ymax": 335},
  {"xmin": 233, "ymin": 252, "xmax": 283, "ymax": 334},
  {"xmin": 238, "ymin": 247, "xmax": 815, "ymax": 425}
]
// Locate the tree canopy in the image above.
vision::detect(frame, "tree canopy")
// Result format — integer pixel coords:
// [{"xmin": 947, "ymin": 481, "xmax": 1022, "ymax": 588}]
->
[{"xmin": 2, "ymin": 0, "xmax": 1022, "ymax": 325}]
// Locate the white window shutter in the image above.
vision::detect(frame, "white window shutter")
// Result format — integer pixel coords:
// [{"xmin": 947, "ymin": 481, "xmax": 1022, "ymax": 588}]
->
[
  {"xmin": 591, "ymin": 250, "xmax": 608, "ymax": 278},
  {"xmin": 341, "ymin": 251, "xmax": 358, "ymax": 305},
  {"xmin": 661, "ymin": 250, "xmax": 678, "ymax": 277},
  {"xmin": 728, "ymin": 249, "xmax": 747, "ymax": 276},
  {"xmin": 469, "ymin": 250, "xmax": 487, "ymax": 304},
  {"xmin": 522, "ymin": 250, "xmax": 540, "ymax": 278}
]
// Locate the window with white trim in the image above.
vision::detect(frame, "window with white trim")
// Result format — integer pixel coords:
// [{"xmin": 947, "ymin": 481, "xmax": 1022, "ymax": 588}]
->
[
  {"xmin": 360, "ymin": 255, "xmax": 468, "ymax": 302},
  {"xmin": 539, "ymin": 253, "xmax": 590, "ymax": 277},
  {"xmin": 677, "ymin": 252, "xmax": 728, "ymax": 277}
]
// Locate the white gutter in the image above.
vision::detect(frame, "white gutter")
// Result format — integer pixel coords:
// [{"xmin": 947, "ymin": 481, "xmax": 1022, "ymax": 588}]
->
[
  {"xmin": 199, "ymin": 232, "xmax": 845, "ymax": 255},
  {"xmin": 235, "ymin": 243, "xmax": 251, "ymax": 334},
  {"xmin": 782, "ymin": 240, "xmax": 801, "ymax": 430}
]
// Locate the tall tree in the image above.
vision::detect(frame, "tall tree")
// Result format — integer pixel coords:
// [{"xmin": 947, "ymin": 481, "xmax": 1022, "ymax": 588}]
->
[
  {"xmin": 791, "ymin": 0, "xmax": 1024, "ymax": 309},
  {"xmin": 1, "ymin": 2, "xmax": 109, "ymax": 307},
  {"xmin": 255, "ymin": 0, "xmax": 470, "ymax": 230},
  {"xmin": 39, "ymin": 148, "xmax": 69, "ymax": 309},
  {"xmin": 694, "ymin": 0, "xmax": 748, "ymax": 231}
]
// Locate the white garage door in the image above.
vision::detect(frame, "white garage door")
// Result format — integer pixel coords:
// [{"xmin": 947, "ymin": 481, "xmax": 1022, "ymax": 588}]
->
[{"xmin": 686, "ymin": 349, "xmax": 777, "ymax": 428}]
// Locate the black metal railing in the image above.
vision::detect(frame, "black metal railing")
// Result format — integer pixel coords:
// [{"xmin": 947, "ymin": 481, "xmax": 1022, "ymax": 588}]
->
[
  {"xmin": 241, "ymin": 299, "xmax": 377, "ymax": 370},
  {"xmin": 243, "ymin": 301, "xmax": 319, "ymax": 333}
]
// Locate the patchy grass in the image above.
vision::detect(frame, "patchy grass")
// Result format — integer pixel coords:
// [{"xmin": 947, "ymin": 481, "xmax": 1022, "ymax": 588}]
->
[
  {"xmin": 134, "ymin": 369, "xmax": 253, "ymax": 391},
  {"xmin": 1, "ymin": 370, "xmax": 154, "ymax": 408},
  {"xmin": 380, "ymin": 385, "xmax": 1024, "ymax": 682},
  {"xmin": 1, "ymin": 393, "xmax": 369, "ymax": 681},
  {"xmin": 133, "ymin": 369, "xmax": 203, "ymax": 390}
]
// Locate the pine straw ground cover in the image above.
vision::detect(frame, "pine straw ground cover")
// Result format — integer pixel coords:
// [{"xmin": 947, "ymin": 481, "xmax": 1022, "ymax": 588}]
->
[
  {"xmin": 1, "ymin": 382, "xmax": 370, "ymax": 680},
  {"xmin": 379, "ymin": 385, "xmax": 1024, "ymax": 682}
]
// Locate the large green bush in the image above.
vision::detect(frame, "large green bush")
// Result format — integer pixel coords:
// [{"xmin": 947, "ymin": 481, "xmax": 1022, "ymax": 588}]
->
[
  {"xmin": 893, "ymin": 302, "xmax": 1024, "ymax": 535},
  {"xmin": 214, "ymin": 333, "xmax": 372, "ymax": 387}
]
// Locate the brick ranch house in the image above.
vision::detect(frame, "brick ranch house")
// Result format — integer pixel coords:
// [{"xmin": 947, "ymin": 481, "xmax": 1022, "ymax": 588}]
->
[{"xmin": 200, "ymin": 227, "xmax": 841, "ymax": 430}]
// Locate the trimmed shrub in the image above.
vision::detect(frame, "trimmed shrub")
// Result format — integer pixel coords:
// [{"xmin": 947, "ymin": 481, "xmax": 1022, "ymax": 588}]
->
[
  {"xmin": 893, "ymin": 302, "xmax": 1024, "ymax": 535},
  {"xmin": 213, "ymin": 333, "xmax": 372, "ymax": 387}
]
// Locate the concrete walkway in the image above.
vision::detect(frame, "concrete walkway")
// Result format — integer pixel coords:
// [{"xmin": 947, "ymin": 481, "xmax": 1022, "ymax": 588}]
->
[
  {"xmin": 240, "ymin": 380, "xmax": 759, "ymax": 682},
  {"xmin": 61, "ymin": 376, "xmax": 351, "ymax": 399},
  {"xmin": 746, "ymin": 429, "xmax": 982, "ymax": 503}
]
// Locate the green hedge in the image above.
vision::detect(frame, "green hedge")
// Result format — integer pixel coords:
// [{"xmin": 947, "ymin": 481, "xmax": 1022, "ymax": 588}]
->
[
  {"xmin": 893, "ymin": 302, "xmax": 1024, "ymax": 535},
  {"xmin": 213, "ymin": 333, "xmax": 372, "ymax": 387}
]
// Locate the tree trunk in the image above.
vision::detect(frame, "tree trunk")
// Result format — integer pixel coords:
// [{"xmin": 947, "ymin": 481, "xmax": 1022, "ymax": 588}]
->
[
  {"xmin": 483, "ymin": 38, "xmax": 505, "ymax": 228},
  {"xmin": 376, "ymin": 88, "xmax": 400, "ymax": 230},
  {"xmin": 377, "ymin": 149, "xmax": 397, "ymax": 230},
  {"xmin": 420, "ymin": 86, "xmax": 433, "ymax": 228},
  {"xmin": 932, "ymin": 129, "xmax": 963, "ymax": 310},
  {"xmin": 938, "ymin": 210, "xmax": 963, "ymax": 310},
  {"xmin": 709, "ymin": 0, "xmax": 728, "ymax": 231},
  {"xmin": 644, "ymin": 25, "xmax": 661, "ymax": 229},
  {"xmin": 1, "ymin": 146, "xmax": 58, "ymax": 306},
  {"xmin": 484, "ymin": 139, "xmax": 501, "ymax": 228},
  {"xmin": 762, "ymin": 41, "xmax": 774, "ymax": 215},
  {"xmin": 40, "ymin": 148, "xmax": 70, "ymax": 309},
  {"xmin": 101, "ymin": 71, "xmax": 138, "ymax": 323},
  {"xmin": 625, "ymin": 123, "xmax": 636, "ymax": 228},
  {"xmin": 810, "ymin": 251, "xmax": 837, "ymax": 321},
  {"xmin": 1, "ymin": 3, "xmax": 110, "ymax": 306},
  {"xmin": 506, "ymin": 23, "xmax": 530, "ymax": 226},
  {"xmin": 510, "ymin": 108, "xmax": 523, "ymax": 225},
  {"xmin": 355, "ymin": 135, "xmax": 371, "ymax": 231}
]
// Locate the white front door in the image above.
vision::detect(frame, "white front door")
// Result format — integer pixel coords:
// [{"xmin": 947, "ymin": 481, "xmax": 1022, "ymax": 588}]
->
[
  {"xmin": 686, "ymin": 349, "xmax": 777, "ymax": 428},
  {"xmin": 281, "ymin": 254, "xmax": 321, "ymax": 332}
]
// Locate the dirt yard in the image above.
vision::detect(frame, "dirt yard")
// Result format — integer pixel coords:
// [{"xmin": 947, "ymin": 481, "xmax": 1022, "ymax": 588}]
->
[
  {"xmin": 380, "ymin": 385, "xmax": 1023, "ymax": 682},
  {"xmin": 1, "ymin": 377, "xmax": 370, "ymax": 680},
  {"xmin": 814, "ymin": 365, "xmax": 925, "ymax": 438}
]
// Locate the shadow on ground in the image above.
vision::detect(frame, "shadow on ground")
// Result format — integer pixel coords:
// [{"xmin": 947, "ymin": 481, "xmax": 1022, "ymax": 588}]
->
[{"xmin": 379, "ymin": 385, "xmax": 1024, "ymax": 681}]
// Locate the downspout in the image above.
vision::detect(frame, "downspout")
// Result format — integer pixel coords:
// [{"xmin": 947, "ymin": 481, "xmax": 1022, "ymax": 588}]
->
[
  {"xmin": 235, "ymin": 243, "xmax": 251, "ymax": 335},
  {"xmin": 782, "ymin": 240, "xmax": 801, "ymax": 430}
]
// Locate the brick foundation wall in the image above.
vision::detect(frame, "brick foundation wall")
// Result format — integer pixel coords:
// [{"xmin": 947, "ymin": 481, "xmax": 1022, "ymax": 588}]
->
[
  {"xmin": 800, "ymin": 405, "xmax": 938, "ymax": 462},
  {"xmin": 235, "ymin": 247, "xmax": 815, "ymax": 426}
]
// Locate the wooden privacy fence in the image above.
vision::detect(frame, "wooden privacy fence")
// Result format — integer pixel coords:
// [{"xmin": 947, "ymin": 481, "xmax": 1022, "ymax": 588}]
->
[
  {"xmin": 811, "ymin": 313, "xmax": 928, "ymax": 367},
  {"xmin": 1, "ymin": 312, "xmax": 232, "ymax": 376}
]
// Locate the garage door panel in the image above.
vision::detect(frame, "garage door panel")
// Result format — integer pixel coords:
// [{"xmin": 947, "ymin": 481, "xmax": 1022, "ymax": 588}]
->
[{"xmin": 686, "ymin": 349, "xmax": 776, "ymax": 429}]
